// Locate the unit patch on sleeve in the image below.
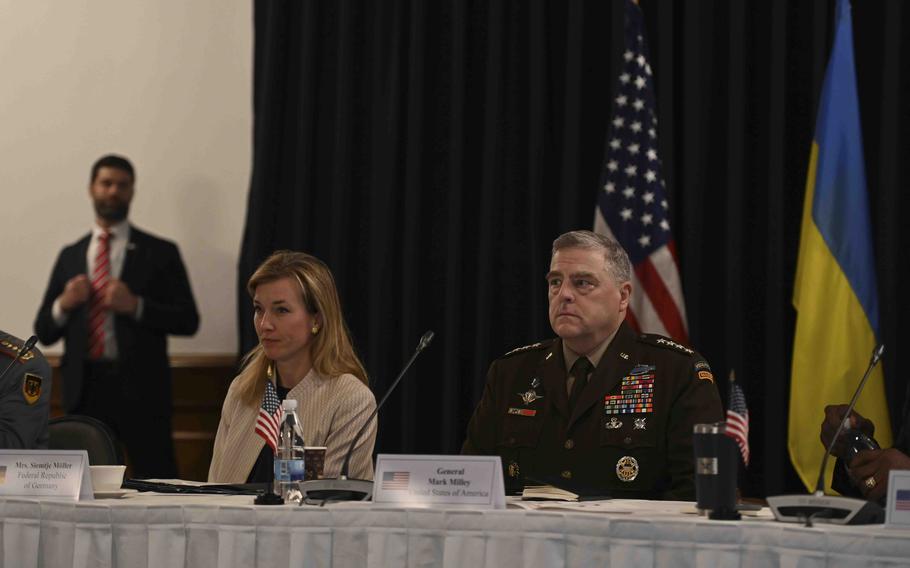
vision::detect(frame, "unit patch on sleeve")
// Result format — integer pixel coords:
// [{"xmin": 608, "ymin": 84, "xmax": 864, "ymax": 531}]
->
[
  {"xmin": 694, "ymin": 360, "xmax": 714, "ymax": 382},
  {"xmin": 22, "ymin": 373, "xmax": 43, "ymax": 405}
]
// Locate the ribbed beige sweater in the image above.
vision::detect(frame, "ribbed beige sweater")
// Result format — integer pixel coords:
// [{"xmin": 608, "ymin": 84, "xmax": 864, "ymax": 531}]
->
[{"xmin": 208, "ymin": 369, "xmax": 377, "ymax": 483}]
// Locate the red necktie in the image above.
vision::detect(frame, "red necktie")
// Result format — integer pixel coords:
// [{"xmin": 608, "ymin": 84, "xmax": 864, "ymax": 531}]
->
[{"xmin": 88, "ymin": 231, "xmax": 111, "ymax": 359}]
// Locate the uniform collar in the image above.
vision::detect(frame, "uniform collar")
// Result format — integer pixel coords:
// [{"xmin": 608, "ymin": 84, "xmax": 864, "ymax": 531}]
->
[{"xmin": 562, "ymin": 327, "xmax": 619, "ymax": 374}]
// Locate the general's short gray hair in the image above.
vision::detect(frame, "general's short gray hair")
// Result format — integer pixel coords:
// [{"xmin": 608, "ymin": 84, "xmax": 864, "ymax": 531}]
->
[{"xmin": 551, "ymin": 230, "xmax": 632, "ymax": 284}]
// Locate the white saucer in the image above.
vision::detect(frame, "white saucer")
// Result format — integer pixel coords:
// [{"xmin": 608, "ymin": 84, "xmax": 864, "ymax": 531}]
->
[{"xmin": 94, "ymin": 488, "xmax": 138, "ymax": 499}]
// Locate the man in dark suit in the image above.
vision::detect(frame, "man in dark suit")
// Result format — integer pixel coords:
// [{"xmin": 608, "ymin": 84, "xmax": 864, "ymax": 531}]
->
[
  {"xmin": 34, "ymin": 155, "xmax": 199, "ymax": 478},
  {"xmin": 462, "ymin": 230, "xmax": 723, "ymax": 499}
]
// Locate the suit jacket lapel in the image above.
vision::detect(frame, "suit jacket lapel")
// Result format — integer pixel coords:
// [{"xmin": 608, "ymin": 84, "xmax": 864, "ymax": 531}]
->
[
  {"xmin": 120, "ymin": 226, "xmax": 140, "ymax": 286},
  {"xmin": 567, "ymin": 322, "xmax": 638, "ymax": 430},
  {"xmin": 111, "ymin": 227, "xmax": 140, "ymax": 350},
  {"xmin": 536, "ymin": 340, "xmax": 570, "ymax": 420},
  {"xmin": 74, "ymin": 234, "xmax": 90, "ymax": 274},
  {"xmin": 70, "ymin": 235, "xmax": 91, "ymax": 342}
]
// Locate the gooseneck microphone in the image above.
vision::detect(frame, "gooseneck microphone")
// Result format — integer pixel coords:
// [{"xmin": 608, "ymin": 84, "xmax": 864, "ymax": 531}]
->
[
  {"xmin": 300, "ymin": 330, "xmax": 435, "ymax": 503},
  {"xmin": 0, "ymin": 335, "xmax": 38, "ymax": 387},
  {"xmin": 813, "ymin": 344, "xmax": 884, "ymax": 496},
  {"xmin": 339, "ymin": 330, "xmax": 434, "ymax": 480},
  {"xmin": 767, "ymin": 343, "xmax": 887, "ymax": 525}
]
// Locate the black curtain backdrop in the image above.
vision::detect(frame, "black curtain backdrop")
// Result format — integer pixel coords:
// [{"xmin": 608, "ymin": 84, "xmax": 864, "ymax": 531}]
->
[{"xmin": 239, "ymin": 0, "xmax": 910, "ymax": 498}]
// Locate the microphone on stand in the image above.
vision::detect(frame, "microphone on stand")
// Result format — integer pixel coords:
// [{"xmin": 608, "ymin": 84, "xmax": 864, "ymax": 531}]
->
[
  {"xmin": 767, "ymin": 344, "xmax": 886, "ymax": 525},
  {"xmin": 300, "ymin": 330, "xmax": 435, "ymax": 503},
  {"xmin": 0, "ymin": 335, "xmax": 38, "ymax": 387}
]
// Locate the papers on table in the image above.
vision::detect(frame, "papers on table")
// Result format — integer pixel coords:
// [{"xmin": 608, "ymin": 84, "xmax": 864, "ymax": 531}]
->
[
  {"xmin": 520, "ymin": 484, "xmax": 581, "ymax": 502},
  {"xmin": 509, "ymin": 498, "xmax": 633, "ymax": 513}
]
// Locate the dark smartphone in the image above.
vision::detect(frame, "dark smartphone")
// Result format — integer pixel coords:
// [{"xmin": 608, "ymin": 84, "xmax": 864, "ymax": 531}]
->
[{"xmin": 843, "ymin": 429, "xmax": 880, "ymax": 465}]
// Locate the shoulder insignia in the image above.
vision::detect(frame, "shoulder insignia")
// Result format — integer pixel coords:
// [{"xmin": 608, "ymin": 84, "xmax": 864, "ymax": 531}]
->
[
  {"xmin": 502, "ymin": 340, "xmax": 553, "ymax": 358},
  {"xmin": 23, "ymin": 373, "xmax": 43, "ymax": 405},
  {"xmin": 639, "ymin": 334, "xmax": 695, "ymax": 356},
  {"xmin": 0, "ymin": 338, "xmax": 18, "ymax": 358},
  {"xmin": 0, "ymin": 338, "xmax": 35, "ymax": 362}
]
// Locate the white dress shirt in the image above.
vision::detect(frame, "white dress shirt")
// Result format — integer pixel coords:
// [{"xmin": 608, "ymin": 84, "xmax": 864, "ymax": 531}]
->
[{"xmin": 51, "ymin": 221, "xmax": 143, "ymax": 359}]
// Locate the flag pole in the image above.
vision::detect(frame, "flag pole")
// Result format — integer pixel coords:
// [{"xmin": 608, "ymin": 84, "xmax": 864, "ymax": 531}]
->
[{"xmin": 255, "ymin": 369, "xmax": 285, "ymax": 505}]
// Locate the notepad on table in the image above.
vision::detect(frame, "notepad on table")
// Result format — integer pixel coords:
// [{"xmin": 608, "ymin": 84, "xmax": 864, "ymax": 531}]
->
[{"xmin": 521, "ymin": 484, "xmax": 580, "ymax": 501}]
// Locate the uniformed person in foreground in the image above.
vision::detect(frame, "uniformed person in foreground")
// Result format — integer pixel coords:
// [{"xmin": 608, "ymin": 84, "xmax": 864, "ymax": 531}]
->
[
  {"xmin": 0, "ymin": 330, "xmax": 52, "ymax": 449},
  {"xmin": 462, "ymin": 230, "xmax": 723, "ymax": 499}
]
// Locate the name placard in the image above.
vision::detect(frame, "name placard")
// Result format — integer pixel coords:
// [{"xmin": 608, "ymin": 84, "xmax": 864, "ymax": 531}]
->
[
  {"xmin": 885, "ymin": 470, "xmax": 910, "ymax": 526},
  {"xmin": 0, "ymin": 450, "xmax": 93, "ymax": 501},
  {"xmin": 373, "ymin": 454, "xmax": 505, "ymax": 509}
]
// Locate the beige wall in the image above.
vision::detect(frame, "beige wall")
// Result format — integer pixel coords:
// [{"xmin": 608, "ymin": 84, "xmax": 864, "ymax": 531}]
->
[{"xmin": 0, "ymin": 1, "xmax": 252, "ymax": 355}]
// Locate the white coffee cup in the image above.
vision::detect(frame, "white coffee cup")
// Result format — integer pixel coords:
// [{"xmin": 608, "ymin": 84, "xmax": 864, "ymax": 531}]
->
[{"xmin": 90, "ymin": 465, "xmax": 126, "ymax": 492}]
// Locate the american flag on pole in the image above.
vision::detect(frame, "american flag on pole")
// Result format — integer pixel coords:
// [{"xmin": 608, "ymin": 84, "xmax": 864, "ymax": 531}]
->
[
  {"xmin": 255, "ymin": 380, "xmax": 284, "ymax": 452},
  {"xmin": 593, "ymin": 0, "xmax": 688, "ymax": 342},
  {"xmin": 724, "ymin": 373, "xmax": 750, "ymax": 466}
]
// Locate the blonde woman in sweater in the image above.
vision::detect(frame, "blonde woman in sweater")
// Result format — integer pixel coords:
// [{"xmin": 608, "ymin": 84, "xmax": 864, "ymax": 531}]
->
[{"xmin": 209, "ymin": 251, "xmax": 376, "ymax": 483}]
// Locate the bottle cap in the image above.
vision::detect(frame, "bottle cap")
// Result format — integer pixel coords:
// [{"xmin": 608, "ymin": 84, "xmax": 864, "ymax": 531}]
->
[{"xmin": 282, "ymin": 399, "xmax": 298, "ymax": 411}]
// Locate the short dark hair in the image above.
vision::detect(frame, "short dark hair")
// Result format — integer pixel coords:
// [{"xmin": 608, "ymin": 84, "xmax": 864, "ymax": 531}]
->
[
  {"xmin": 552, "ymin": 230, "xmax": 632, "ymax": 284},
  {"xmin": 90, "ymin": 155, "xmax": 135, "ymax": 183}
]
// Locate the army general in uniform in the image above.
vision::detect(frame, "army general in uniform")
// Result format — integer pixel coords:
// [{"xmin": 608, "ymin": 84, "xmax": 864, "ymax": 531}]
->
[
  {"xmin": 1, "ymin": 331, "xmax": 52, "ymax": 449},
  {"xmin": 462, "ymin": 230, "xmax": 723, "ymax": 500}
]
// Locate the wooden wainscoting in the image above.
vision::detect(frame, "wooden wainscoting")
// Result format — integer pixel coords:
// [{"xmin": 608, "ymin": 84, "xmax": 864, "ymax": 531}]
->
[{"xmin": 47, "ymin": 354, "xmax": 238, "ymax": 481}]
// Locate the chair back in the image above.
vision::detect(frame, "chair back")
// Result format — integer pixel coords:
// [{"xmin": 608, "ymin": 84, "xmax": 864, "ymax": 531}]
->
[{"xmin": 47, "ymin": 415, "xmax": 124, "ymax": 465}]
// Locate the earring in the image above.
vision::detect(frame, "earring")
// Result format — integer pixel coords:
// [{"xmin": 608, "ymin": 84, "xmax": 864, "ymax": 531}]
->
[{"xmin": 311, "ymin": 324, "xmax": 320, "ymax": 335}]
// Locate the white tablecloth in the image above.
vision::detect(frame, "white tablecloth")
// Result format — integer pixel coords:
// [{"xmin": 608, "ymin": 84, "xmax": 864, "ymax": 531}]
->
[{"xmin": 2, "ymin": 495, "xmax": 910, "ymax": 568}]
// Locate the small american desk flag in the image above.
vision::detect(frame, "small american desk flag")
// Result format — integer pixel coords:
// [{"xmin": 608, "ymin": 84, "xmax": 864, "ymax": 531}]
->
[
  {"xmin": 725, "ymin": 372, "xmax": 750, "ymax": 466},
  {"xmin": 381, "ymin": 471, "xmax": 410, "ymax": 491},
  {"xmin": 896, "ymin": 489, "xmax": 910, "ymax": 511},
  {"xmin": 593, "ymin": 0, "xmax": 688, "ymax": 342},
  {"xmin": 255, "ymin": 380, "xmax": 284, "ymax": 452}
]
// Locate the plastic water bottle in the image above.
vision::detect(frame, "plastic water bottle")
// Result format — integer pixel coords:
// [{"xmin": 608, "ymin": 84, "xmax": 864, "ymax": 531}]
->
[{"xmin": 274, "ymin": 399, "xmax": 306, "ymax": 503}]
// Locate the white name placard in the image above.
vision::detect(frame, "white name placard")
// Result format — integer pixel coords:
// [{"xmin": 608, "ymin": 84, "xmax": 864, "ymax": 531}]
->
[
  {"xmin": 885, "ymin": 470, "xmax": 910, "ymax": 526},
  {"xmin": 0, "ymin": 450, "xmax": 93, "ymax": 501},
  {"xmin": 373, "ymin": 454, "xmax": 505, "ymax": 509}
]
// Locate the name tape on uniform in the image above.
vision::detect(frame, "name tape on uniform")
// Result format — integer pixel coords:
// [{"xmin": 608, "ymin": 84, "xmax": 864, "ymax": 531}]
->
[
  {"xmin": 0, "ymin": 450, "xmax": 93, "ymax": 501},
  {"xmin": 373, "ymin": 454, "xmax": 505, "ymax": 509}
]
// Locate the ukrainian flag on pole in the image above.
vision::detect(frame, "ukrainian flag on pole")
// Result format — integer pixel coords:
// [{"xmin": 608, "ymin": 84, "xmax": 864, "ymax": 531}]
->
[{"xmin": 789, "ymin": 0, "xmax": 890, "ymax": 493}]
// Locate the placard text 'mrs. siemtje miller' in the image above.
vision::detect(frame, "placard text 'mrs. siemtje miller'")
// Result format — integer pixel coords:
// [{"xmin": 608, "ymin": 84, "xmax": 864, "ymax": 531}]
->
[
  {"xmin": 416, "ymin": 467, "xmax": 489, "ymax": 498},
  {"xmin": 14, "ymin": 461, "xmax": 73, "ymax": 489}
]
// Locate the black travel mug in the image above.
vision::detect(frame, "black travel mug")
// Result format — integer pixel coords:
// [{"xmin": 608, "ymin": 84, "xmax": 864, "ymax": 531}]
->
[{"xmin": 693, "ymin": 422, "xmax": 740, "ymax": 520}]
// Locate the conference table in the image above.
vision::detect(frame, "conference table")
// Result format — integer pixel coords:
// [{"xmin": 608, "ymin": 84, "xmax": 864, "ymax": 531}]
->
[{"xmin": 2, "ymin": 493, "xmax": 909, "ymax": 568}]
